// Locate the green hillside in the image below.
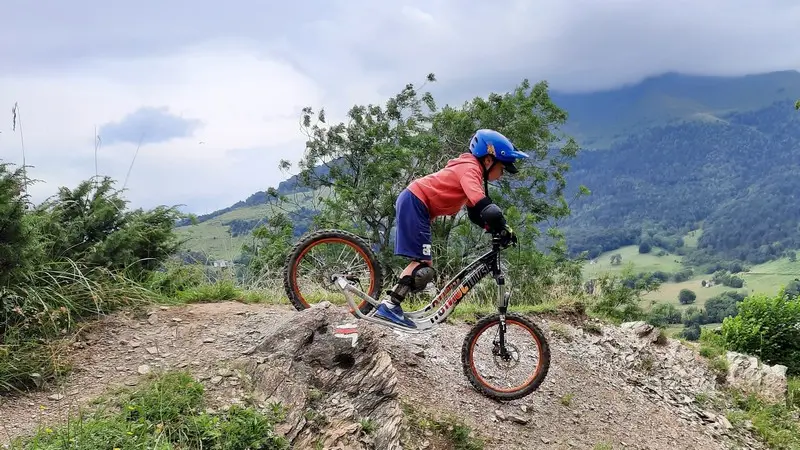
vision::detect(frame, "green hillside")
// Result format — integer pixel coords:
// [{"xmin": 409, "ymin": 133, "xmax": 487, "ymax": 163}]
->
[
  {"xmin": 563, "ymin": 98, "xmax": 800, "ymax": 265},
  {"xmin": 176, "ymin": 189, "xmax": 323, "ymax": 261}
]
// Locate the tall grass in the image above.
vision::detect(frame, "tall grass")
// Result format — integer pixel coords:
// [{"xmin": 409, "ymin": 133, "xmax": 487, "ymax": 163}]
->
[
  {"xmin": 144, "ymin": 260, "xmax": 288, "ymax": 305},
  {"xmin": 1, "ymin": 260, "xmax": 151, "ymax": 393}
]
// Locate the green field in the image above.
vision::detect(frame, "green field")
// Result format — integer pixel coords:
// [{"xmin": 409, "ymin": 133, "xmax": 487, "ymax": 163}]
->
[
  {"xmin": 583, "ymin": 245, "xmax": 684, "ymax": 279},
  {"xmin": 586, "ymin": 245, "xmax": 800, "ymax": 312},
  {"xmin": 681, "ymin": 228, "xmax": 703, "ymax": 248},
  {"xmin": 643, "ymin": 276, "xmax": 730, "ymax": 308}
]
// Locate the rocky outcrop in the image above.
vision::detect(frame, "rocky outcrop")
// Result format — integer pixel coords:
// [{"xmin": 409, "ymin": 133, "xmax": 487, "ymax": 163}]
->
[
  {"xmin": 726, "ymin": 351, "xmax": 788, "ymax": 403},
  {"xmin": 237, "ymin": 302, "xmax": 403, "ymax": 450},
  {"xmin": 563, "ymin": 320, "xmax": 765, "ymax": 446}
]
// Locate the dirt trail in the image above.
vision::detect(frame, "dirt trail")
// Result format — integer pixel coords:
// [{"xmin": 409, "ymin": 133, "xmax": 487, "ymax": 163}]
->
[
  {"xmin": 0, "ymin": 302, "xmax": 296, "ymax": 445},
  {"xmin": 0, "ymin": 302, "xmax": 760, "ymax": 449}
]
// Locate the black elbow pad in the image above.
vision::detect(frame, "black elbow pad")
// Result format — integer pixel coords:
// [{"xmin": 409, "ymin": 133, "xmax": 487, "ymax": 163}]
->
[
  {"xmin": 480, "ymin": 203, "xmax": 506, "ymax": 233},
  {"xmin": 467, "ymin": 197, "xmax": 492, "ymax": 227}
]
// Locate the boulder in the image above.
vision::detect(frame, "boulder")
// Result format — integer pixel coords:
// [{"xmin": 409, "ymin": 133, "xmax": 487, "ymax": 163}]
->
[
  {"xmin": 726, "ymin": 351, "xmax": 788, "ymax": 403},
  {"xmin": 620, "ymin": 321, "xmax": 666, "ymax": 345},
  {"xmin": 236, "ymin": 302, "xmax": 403, "ymax": 450}
]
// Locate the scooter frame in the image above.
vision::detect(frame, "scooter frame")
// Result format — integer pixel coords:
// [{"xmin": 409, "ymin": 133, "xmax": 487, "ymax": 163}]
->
[{"xmin": 332, "ymin": 238, "xmax": 511, "ymax": 334}]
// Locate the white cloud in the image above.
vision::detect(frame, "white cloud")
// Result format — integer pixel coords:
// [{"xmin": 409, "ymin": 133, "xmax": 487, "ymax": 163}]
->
[{"xmin": 0, "ymin": 40, "xmax": 335, "ymax": 212}]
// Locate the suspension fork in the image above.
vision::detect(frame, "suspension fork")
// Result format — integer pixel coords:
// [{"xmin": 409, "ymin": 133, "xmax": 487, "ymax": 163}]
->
[{"xmin": 492, "ymin": 251, "xmax": 512, "ymax": 358}]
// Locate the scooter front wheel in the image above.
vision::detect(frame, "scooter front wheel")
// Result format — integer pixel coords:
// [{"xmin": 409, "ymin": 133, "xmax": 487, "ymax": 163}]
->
[{"xmin": 461, "ymin": 313, "xmax": 551, "ymax": 401}]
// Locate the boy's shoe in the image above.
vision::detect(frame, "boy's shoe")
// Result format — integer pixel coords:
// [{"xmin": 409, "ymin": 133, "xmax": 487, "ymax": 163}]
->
[{"xmin": 374, "ymin": 301, "xmax": 417, "ymax": 328}]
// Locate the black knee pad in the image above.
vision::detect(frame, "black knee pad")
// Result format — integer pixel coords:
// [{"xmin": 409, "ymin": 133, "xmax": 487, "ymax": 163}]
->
[{"xmin": 410, "ymin": 264, "xmax": 435, "ymax": 292}]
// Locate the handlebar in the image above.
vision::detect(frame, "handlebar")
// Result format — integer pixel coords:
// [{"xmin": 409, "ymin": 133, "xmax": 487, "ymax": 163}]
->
[{"xmin": 490, "ymin": 227, "xmax": 517, "ymax": 250}]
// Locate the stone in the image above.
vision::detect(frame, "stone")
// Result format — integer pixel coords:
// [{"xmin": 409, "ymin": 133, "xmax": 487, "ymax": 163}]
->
[
  {"xmin": 506, "ymin": 414, "xmax": 530, "ymax": 425},
  {"xmin": 620, "ymin": 321, "xmax": 654, "ymax": 337},
  {"xmin": 726, "ymin": 351, "xmax": 788, "ymax": 402}
]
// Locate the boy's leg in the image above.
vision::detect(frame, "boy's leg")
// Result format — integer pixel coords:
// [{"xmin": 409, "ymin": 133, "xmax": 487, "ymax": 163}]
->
[
  {"xmin": 385, "ymin": 259, "xmax": 435, "ymax": 304},
  {"xmin": 374, "ymin": 189, "xmax": 433, "ymax": 328}
]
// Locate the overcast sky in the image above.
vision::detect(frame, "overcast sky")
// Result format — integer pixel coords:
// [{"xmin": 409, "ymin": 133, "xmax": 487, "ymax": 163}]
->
[{"xmin": 1, "ymin": 0, "xmax": 798, "ymax": 214}]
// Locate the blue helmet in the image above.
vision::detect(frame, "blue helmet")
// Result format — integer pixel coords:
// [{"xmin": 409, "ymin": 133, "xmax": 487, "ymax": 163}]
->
[{"xmin": 469, "ymin": 129, "xmax": 528, "ymax": 174}]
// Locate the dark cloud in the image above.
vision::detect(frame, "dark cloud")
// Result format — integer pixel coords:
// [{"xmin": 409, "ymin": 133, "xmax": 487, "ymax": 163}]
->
[
  {"xmin": 3, "ymin": 0, "xmax": 799, "ymax": 93},
  {"xmin": 99, "ymin": 107, "xmax": 202, "ymax": 145}
]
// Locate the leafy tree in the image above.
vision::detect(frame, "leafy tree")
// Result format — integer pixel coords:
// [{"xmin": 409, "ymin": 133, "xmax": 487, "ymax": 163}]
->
[
  {"xmin": 704, "ymin": 291, "xmax": 745, "ymax": 323},
  {"xmin": 672, "ymin": 268, "xmax": 693, "ymax": 282},
  {"xmin": 610, "ymin": 253, "xmax": 622, "ymax": 266},
  {"xmin": 679, "ymin": 288, "xmax": 697, "ymax": 305},
  {"xmin": 638, "ymin": 242, "xmax": 651, "ymax": 254},
  {"xmin": 651, "ymin": 271, "xmax": 670, "ymax": 282},
  {"xmin": 682, "ymin": 306, "xmax": 709, "ymax": 326},
  {"xmin": 647, "ymin": 302, "xmax": 682, "ymax": 327},
  {"xmin": 241, "ymin": 212, "xmax": 295, "ymax": 276},
  {"xmin": 786, "ymin": 279, "xmax": 800, "ymax": 299}
]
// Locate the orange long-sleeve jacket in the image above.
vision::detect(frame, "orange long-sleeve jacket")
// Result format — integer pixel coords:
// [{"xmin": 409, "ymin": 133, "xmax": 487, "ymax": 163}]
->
[{"xmin": 407, "ymin": 153, "xmax": 487, "ymax": 219}]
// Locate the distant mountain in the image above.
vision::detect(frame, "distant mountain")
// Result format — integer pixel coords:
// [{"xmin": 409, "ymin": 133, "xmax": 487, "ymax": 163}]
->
[
  {"xmin": 551, "ymin": 70, "xmax": 800, "ymax": 148},
  {"xmin": 176, "ymin": 70, "xmax": 800, "ymax": 264},
  {"xmin": 563, "ymin": 98, "xmax": 800, "ymax": 264}
]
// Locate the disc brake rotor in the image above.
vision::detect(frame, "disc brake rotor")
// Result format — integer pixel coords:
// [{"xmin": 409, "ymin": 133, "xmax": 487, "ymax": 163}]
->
[{"xmin": 492, "ymin": 341, "xmax": 521, "ymax": 370}]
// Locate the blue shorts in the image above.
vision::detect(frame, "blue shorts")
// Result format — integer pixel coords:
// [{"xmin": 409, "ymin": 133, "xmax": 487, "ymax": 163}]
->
[{"xmin": 394, "ymin": 189, "xmax": 432, "ymax": 261}]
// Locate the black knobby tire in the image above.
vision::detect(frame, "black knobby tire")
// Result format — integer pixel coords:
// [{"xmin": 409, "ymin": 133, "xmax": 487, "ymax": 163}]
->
[
  {"xmin": 461, "ymin": 312, "xmax": 551, "ymax": 401},
  {"xmin": 283, "ymin": 229, "xmax": 383, "ymax": 314}
]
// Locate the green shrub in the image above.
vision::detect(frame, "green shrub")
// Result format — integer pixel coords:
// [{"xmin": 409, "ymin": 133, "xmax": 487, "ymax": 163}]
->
[
  {"xmin": 147, "ymin": 261, "xmax": 207, "ymax": 298},
  {"xmin": 0, "ymin": 163, "xmax": 35, "ymax": 286},
  {"xmin": 727, "ymin": 390, "xmax": 800, "ymax": 449},
  {"xmin": 33, "ymin": 177, "xmax": 182, "ymax": 281},
  {"xmin": 589, "ymin": 272, "xmax": 658, "ymax": 323},
  {"xmin": 721, "ymin": 292, "xmax": 800, "ymax": 375},
  {"xmin": 0, "ymin": 173, "xmax": 183, "ymax": 392},
  {"xmin": 681, "ymin": 323, "xmax": 701, "ymax": 341},
  {"xmin": 788, "ymin": 377, "xmax": 799, "ymax": 409},
  {"xmin": 647, "ymin": 302, "xmax": 682, "ymax": 327}
]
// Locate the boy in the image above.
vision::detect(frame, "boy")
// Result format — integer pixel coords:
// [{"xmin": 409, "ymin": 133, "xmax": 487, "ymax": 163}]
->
[{"xmin": 374, "ymin": 129, "xmax": 528, "ymax": 328}]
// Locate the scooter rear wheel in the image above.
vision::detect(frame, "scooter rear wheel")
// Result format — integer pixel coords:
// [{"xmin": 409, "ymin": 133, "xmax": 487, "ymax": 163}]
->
[{"xmin": 283, "ymin": 229, "xmax": 383, "ymax": 315}]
